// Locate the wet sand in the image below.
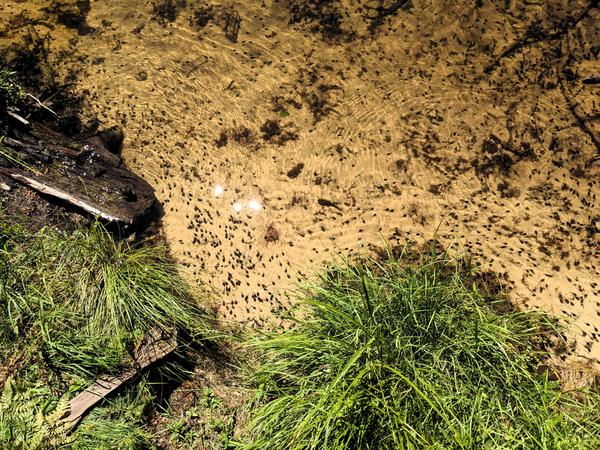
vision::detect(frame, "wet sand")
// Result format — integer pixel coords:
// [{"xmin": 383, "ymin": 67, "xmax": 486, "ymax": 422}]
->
[{"xmin": 1, "ymin": 0, "xmax": 598, "ymax": 369}]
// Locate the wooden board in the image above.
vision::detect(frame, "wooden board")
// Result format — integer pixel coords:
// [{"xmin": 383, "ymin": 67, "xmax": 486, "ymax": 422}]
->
[{"xmin": 65, "ymin": 333, "xmax": 177, "ymax": 432}]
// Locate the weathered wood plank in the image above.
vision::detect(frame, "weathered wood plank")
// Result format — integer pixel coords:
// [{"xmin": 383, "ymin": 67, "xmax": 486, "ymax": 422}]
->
[{"xmin": 65, "ymin": 333, "xmax": 177, "ymax": 432}]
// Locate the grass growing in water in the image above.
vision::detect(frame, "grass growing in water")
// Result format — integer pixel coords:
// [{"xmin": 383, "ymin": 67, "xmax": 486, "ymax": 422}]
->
[{"xmin": 242, "ymin": 249, "xmax": 600, "ymax": 450}]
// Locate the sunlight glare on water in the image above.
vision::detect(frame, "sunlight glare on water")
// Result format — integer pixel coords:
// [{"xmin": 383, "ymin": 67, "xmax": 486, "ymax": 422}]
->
[{"xmin": 213, "ymin": 184, "xmax": 224, "ymax": 198}]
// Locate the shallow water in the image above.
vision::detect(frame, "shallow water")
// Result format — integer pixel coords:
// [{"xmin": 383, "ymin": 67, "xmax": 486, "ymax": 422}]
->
[{"xmin": 1, "ymin": 0, "xmax": 599, "ymax": 365}]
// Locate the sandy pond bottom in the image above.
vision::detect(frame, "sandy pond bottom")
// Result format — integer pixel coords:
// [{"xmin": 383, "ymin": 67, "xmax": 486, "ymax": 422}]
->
[{"xmin": 1, "ymin": 0, "xmax": 599, "ymax": 369}]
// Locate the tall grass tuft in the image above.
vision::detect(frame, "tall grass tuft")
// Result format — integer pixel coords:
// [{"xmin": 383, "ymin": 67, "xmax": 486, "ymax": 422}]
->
[
  {"xmin": 241, "ymin": 249, "xmax": 600, "ymax": 450},
  {"xmin": 0, "ymin": 221, "xmax": 210, "ymax": 378}
]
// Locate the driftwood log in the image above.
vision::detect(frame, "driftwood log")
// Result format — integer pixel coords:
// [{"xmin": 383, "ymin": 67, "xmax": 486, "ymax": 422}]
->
[{"xmin": 0, "ymin": 122, "xmax": 157, "ymax": 227}]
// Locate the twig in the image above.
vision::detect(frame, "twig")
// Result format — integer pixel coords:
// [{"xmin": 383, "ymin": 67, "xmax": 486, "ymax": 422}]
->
[
  {"xmin": 26, "ymin": 92, "xmax": 58, "ymax": 116},
  {"xmin": 6, "ymin": 109, "xmax": 30, "ymax": 126}
]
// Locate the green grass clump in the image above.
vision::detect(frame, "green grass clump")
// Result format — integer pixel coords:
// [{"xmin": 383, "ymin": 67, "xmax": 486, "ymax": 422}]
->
[
  {"xmin": 0, "ymin": 218, "xmax": 214, "ymax": 448},
  {"xmin": 0, "ymin": 221, "xmax": 209, "ymax": 378},
  {"xmin": 241, "ymin": 251, "xmax": 600, "ymax": 450}
]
